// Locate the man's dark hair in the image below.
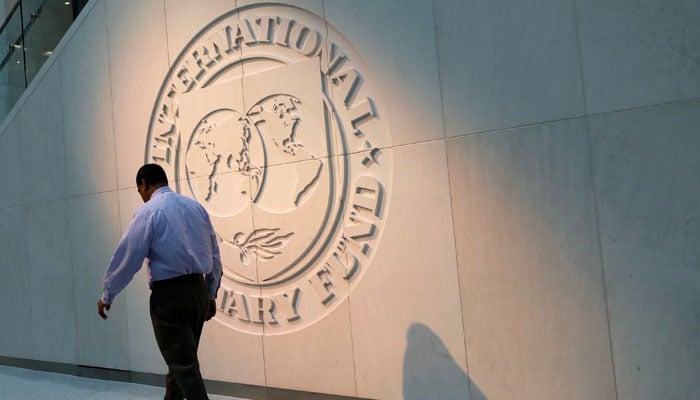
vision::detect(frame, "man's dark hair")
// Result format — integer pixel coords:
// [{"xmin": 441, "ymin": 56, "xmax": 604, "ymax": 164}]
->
[{"xmin": 136, "ymin": 164, "xmax": 169, "ymax": 187}]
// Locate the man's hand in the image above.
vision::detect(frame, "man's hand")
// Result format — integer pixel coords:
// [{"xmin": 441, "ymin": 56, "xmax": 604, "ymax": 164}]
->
[
  {"xmin": 206, "ymin": 299, "xmax": 216, "ymax": 321},
  {"xmin": 98, "ymin": 299, "xmax": 111, "ymax": 320}
]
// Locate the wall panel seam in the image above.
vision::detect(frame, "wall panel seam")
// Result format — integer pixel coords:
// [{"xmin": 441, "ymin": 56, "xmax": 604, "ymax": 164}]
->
[
  {"xmin": 430, "ymin": 2, "xmax": 473, "ymax": 400},
  {"xmin": 102, "ymin": 0, "xmax": 130, "ymax": 372},
  {"xmin": 572, "ymin": 0, "xmax": 620, "ymax": 398},
  {"xmin": 318, "ymin": 1, "xmax": 360, "ymax": 397},
  {"xmin": 57, "ymin": 7, "xmax": 79, "ymax": 368}
]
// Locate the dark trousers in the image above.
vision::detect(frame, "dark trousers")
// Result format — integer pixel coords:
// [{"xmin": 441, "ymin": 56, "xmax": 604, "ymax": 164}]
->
[{"xmin": 150, "ymin": 274, "xmax": 210, "ymax": 400}]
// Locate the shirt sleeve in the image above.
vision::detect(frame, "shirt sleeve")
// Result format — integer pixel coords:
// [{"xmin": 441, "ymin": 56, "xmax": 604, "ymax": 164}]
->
[
  {"xmin": 204, "ymin": 216, "xmax": 223, "ymax": 300},
  {"xmin": 101, "ymin": 210, "xmax": 154, "ymax": 304}
]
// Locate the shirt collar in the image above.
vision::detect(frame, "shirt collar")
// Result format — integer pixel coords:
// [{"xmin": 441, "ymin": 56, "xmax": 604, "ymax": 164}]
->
[{"xmin": 151, "ymin": 186, "xmax": 172, "ymax": 200}]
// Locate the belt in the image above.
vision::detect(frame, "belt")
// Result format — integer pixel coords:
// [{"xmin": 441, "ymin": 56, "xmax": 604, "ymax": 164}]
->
[{"xmin": 151, "ymin": 273, "xmax": 204, "ymax": 289}]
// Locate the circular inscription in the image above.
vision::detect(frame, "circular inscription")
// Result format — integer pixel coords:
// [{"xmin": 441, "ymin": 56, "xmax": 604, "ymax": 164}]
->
[{"xmin": 146, "ymin": 4, "xmax": 392, "ymax": 335}]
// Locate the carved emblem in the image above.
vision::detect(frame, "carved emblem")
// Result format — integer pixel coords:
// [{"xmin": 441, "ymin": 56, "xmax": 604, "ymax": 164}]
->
[{"xmin": 146, "ymin": 4, "xmax": 392, "ymax": 334}]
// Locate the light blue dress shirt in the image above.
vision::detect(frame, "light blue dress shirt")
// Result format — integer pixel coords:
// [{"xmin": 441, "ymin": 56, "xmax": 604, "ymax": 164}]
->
[{"xmin": 101, "ymin": 186, "xmax": 223, "ymax": 304}]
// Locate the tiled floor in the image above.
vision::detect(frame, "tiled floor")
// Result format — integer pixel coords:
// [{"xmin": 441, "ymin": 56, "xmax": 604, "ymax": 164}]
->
[{"xmin": 0, "ymin": 365, "xmax": 248, "ymax": 400}]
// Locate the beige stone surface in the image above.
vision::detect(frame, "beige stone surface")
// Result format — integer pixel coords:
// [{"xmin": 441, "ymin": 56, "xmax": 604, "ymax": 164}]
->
[
  {"xmin": 0, "ymin": 118, "xmax": 23, "ymax": 208},
  {"xmin": 0, "ymin": 205, "xmax": 31, "ymax": 359},
  {"xmin": 588, "ymin": 100, "xmax": 700, "ymax": 400},
  {"xmin": 106, "ymin": 0, "xmax": 170, "ymax": 190},
  {"xmin": 434, "ymin": 0, "xmax": 585, "ymax": 136},
  {"xmin": 19, "ymin": 65, "xmax": 67, "ymax": 203},
  {"xmin": 324, "ymin": 0, "xmax": 445, "ymax": 146},
  {"xmin": 59, "ymin": 0, "xmax": 118, "ymax": 196},
  {"xmin": 447, "ymin": 119, "xmax": 617, "ymax": 400},
  {"xmin": 349, "ymin": 142, "xmax": 468, "ymax": 400},
  {"xmin": 163, "ymin": 0, "xmax": 239, "ymax": 65},
  {"xmin": 236, "ymin": 0, "xmax": 323, "ymax": 16},
  {"xmin": 576, "ymin": 0, "xmax": 700, "ymax": 114},
  {"xmin": 261, "ymin": 299, "xmax": 356, "ymax": 396},
  {"xmin": 198, "ymin": 319, "xmax": 266, "ymax": 387},
  {"xmin": 26, "ymin": 199, "xmax": 77, "ymax": 364},
  {"xmin": 69, "ymin": 191, "xmax": 129, "ymax": 370}
]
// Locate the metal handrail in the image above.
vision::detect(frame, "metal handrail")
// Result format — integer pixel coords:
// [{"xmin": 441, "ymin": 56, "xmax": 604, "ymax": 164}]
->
[
  {"xmin": 0, "ymin": 0, "xmax": 21, "ymax": 35},
  {"xmin": 0, "ymin": 0, "xmax": 52, "ymax": 79}
]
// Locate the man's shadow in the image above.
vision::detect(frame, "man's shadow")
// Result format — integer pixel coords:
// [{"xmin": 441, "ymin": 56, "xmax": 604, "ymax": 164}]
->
[{"xmin": 403, "ymin": 323, "xmax": 486, "ymax": 400}]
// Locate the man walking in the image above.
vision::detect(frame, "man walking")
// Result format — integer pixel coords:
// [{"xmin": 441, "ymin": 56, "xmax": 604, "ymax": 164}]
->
[{"xmin": 97, "ymin": 164, "xmax": 223, "ymax": 400}]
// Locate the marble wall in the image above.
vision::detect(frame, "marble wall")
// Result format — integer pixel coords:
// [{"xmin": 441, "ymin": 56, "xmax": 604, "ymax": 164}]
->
[{"xmin": 0, "ymin": 1, "xmax": 697, "ymax": 399}]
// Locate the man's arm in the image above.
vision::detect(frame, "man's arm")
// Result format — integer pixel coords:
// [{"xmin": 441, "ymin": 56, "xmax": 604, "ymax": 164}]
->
[{"xmin": 98, "ymin": 211, "xmax": 154, "ymax": 319}]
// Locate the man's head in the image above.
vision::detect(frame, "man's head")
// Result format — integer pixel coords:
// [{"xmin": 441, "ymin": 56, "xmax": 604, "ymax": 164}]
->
[{"xmin": 136, "ymin": 164, "xmax": 169, "ymax": 202}]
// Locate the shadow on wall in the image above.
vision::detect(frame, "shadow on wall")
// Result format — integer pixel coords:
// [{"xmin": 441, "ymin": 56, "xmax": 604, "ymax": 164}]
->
[{"xmin": 403, "ymin": 323, "xmax": 486, "ymax": 400}]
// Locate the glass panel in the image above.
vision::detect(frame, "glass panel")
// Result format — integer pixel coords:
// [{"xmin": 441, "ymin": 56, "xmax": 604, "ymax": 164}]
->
[
  {"xmin": 0, "ymin": 5, "xmax": 24, "ymax": 122},
  {"xmin": 23, "ymin": 0, "xmax": 73, "ymax": 84},
  {"xmin": 22, "ymin": 0, "xmax": 45, "ymax": 28}
]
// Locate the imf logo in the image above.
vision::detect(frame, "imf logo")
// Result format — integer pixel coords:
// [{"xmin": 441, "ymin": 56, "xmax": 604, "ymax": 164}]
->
[{"xmin": 146, "ymin": 4, "xmax": 392, "ymax": 335}]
